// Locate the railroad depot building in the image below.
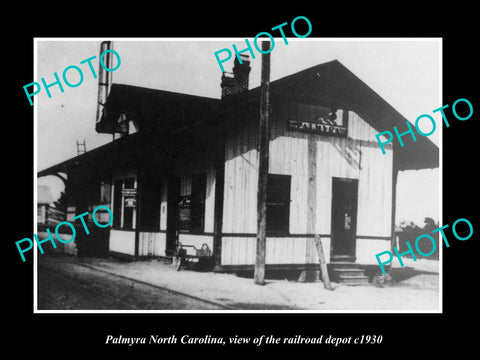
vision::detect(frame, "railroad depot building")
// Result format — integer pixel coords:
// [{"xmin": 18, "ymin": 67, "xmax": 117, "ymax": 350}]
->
[{"xmin": 38, "ymin": 56, "xmax": 438, "ymax": 281}]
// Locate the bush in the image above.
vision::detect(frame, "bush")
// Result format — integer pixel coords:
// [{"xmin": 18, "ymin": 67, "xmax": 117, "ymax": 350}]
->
[{"xmin": 397, "ymin": 217, "xmax": 439, "ymax": 260}]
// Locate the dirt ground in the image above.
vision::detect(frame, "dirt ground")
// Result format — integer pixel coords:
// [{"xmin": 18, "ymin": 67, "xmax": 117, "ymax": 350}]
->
[
  {"xmin": 37, "ymin": 261, "xmax": 224, "ymax": 310},
  {"xmin": 37, "ymin": 254, "xmax": 440, "ymax": 311}
]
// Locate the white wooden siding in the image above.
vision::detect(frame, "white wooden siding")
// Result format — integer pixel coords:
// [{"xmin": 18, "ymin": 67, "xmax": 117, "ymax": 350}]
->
[
  {"xmin": 138, "ymin": 232, "xmax": 166, "ymax": 256},
  {"xmin": 223, "ymin": 117, "xmax": 258, "ymax": 234},
  {"xmin": 109, "ymin": 229, "xmax": 135, "ymax": 255},
  {"xmin": 356, "ymin": 237, "xmax": 390, "ymax": 264},
  {"xmin": 221, "ymin": 236, "xmax": 332, "ymax": 265},
  {"xmin": 221, "ymin": 103, "xmax": 393, "ymax": 265}
]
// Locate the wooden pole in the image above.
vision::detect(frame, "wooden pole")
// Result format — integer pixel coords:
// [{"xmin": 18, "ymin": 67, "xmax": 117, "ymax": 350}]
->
[
  {"xmin": 390, "ymin": 165, "xmax": 399, "ymax": 271},
  {"xmin": 213, "ymin": 131, "xmax": 225, "ymax": 270},
  {"xmin": 254, "ymin": 41, "xmax": 271, "ymax": 285},
  {"xmin": 314, "ymin": 234, "xmax": 333, "ymax": 290}
]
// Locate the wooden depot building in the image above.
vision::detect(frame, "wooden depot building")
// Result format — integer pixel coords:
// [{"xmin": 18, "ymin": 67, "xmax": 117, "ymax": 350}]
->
[{"xmin": 38, "ymin": 55, "xmax": 438, "ymax": 283}]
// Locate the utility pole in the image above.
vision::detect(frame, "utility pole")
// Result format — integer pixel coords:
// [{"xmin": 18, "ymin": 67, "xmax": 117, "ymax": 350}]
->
[
  {"xmin": 254, "ymin": 41, "xmax": 271, "ymax": 285},
  {"xmin": 314, "ymin": 234, "xmax": 333, "ymax": 290}
]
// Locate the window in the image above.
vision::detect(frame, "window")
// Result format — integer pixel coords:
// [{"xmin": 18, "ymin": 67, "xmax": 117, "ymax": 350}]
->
[
  {"xmin": 176, "ymin": 174, "xmax": 206, "ymax": 233},
  {"xmin": 123, "ymin": 178, "xmax": 135, "ymax": 229},
  {"xmin": 190, "ymin": 173, "xmax": 206, "ymax": 232},
  {"xmin": 112, "ymin": 177, "xmax": 136, "ymax": 230},
  {"xmin": 113, "ymin": 180, "xmax": 122, "ymax": 228},
  {"xmin": 267, "ymin": 174, "xmax": 291, "ymax": 234}
]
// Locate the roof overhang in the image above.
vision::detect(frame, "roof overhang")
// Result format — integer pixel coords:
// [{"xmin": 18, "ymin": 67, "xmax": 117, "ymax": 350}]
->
[{"xmin": 95, "ymin": 84, "xmax": 221, "ymax": 135}]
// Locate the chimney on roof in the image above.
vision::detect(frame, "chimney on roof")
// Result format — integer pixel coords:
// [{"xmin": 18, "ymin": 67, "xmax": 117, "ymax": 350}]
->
[{"xmin": 221, "ymin": 54, "xmax": 251, "ymax": 99}]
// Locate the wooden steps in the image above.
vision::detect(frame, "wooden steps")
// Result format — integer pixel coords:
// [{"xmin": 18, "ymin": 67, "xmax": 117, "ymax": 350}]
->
[
  {"xmin": 157, "ymin": 255, "xmax": 173, "ymax": 264},
  {"xmin": 330, "ymin": 262, "xmax": 369, "ymax": 286}
]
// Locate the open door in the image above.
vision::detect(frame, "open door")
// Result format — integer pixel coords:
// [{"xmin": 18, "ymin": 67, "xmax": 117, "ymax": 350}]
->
[{"xmin": 331, "ymin": 178, "xmax": 358, "ymax": 262}]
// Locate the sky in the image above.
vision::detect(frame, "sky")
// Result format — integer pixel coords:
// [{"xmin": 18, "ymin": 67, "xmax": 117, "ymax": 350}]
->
[{"xmin": 35, "ymin": 38, "xmax": 441, "ymax": 225}]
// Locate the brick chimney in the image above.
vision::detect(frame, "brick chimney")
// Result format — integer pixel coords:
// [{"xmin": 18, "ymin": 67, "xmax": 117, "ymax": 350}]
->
[{"xmin": 221, "ymin": 54, "xmax": 251, "ymax": 99}]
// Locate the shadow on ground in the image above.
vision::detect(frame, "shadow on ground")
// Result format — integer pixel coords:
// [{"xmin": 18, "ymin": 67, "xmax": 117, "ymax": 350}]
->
[{"xmin": 389, "ymin": 267, "xmax": 438, "ymax": 282}]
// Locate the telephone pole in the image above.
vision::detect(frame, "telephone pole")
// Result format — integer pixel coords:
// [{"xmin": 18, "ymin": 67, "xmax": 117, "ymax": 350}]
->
[{"xmin": 254, "ymin": 41, "xmax": 271, "ymax": 285}]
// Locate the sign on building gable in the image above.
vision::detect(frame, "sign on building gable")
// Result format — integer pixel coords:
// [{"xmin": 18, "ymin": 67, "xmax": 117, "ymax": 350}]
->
[{"xmin": 287, "ymin": 102, "xmax": 348, "ymax": 137}]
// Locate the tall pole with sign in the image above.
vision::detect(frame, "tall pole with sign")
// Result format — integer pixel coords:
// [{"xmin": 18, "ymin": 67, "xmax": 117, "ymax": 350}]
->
[{"xmin": 254, "ymin": 41, "xmax": 271, "ymax": 286}]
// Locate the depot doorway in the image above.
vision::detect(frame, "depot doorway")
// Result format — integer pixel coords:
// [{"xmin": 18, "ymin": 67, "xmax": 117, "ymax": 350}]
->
[{"xmin": 331, "ymin": 177, "xmax": 358, "ymax": 262}]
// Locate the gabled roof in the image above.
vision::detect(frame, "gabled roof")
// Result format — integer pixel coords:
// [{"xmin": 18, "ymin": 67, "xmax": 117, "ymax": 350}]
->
[
  {"xmin": 96, "ymin": 84, "xmax": 220, "ymax": 134},
  {"xmin": 38, "ymin": 132, "xmax": 144, "ymax": 177},
  {"xmin": 226, "ymin": 60, "xmax": 439, "ymax": 171},
  {"xmin": 40, "ymin": 59, "xmax": 438, "ymax": 178}
]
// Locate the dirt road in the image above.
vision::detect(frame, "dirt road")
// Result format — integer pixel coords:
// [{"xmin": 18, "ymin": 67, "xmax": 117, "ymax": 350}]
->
[
  {"xmin": 37, "ymin": 259, "xmax": 226, "ymax": 310},
  {"xmin": 37, "ymin": 254, "xmax": 440, "ymax": 311}
]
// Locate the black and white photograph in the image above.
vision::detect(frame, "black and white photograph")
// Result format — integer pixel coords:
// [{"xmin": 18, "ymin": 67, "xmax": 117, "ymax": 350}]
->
[{"xmin": 34, "ymin": 39, "xmax": 440, "ymax": 312}]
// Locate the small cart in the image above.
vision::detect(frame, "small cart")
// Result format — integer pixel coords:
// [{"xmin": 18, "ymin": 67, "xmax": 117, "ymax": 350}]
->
[{"xmin": 172, "ymin": 242, "xmax": 214, "ymax": 271}]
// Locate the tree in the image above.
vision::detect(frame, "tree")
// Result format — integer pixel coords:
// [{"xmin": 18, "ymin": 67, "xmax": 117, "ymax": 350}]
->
[
  {"xmin": 47, "ymin": 191, "xmax": 67, "ymax": 224},
  {"xmin": 397, "ymin": 217, "xmax": 439, "ymax": 260}
]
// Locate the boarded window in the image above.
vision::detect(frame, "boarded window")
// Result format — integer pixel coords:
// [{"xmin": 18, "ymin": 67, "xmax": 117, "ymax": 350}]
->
[{"xmin": 267, "ymin": 174, "xmax": 291, "ymax": 234}]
